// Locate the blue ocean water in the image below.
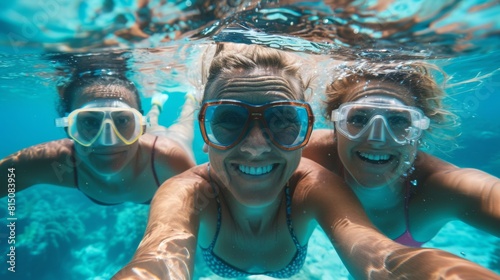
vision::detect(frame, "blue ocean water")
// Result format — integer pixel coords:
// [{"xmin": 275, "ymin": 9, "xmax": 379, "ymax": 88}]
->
[{"xmin": 0, "ymin": 1, "xmax": 499, "ymax": 279}]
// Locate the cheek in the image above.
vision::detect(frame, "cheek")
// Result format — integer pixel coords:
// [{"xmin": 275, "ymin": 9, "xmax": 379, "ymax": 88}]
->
[
  {"xmin": 72, "ymin": 144, "xmax": 95, "ymax": 169},
  {"xmin": 290, "ymin": 150, "xmax": 302, "ymax": 165},
  {"xmin": 402, "ymin": 145, "xmax": 418, "ymax": 165},
  {"xmin": 207, "ymin": 149, "xmax": 230, "ymax": 182},
  {"xmin": 284, "ymin": 150, "xmax": 301, "ymax": 176},
  {"xmin": 74, "ymin": 144, "xmax": 91, "ymax": 159},
  {"xmin": 402, "ymin": 143, "xmax": 418, "ymax": 158},
  {"xmin": 208, "ymin": 148, "xmax": 223, "ymax": 165},
  {"xmin": 336, "ymin": 135, "xmax": 353, "ymax": 160},
  {"xmin": 125, "ymin": 142, "xmax": 139, "ymax": 158},
  {"xmin": 395, "ymin": 145, "xmax": 418, "ymax": 174}
]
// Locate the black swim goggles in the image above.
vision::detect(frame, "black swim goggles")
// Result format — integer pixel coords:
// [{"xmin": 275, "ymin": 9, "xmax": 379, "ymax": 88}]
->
[{"xmin": 198, "ymin": 99, "xmax": 315, "ymax": 151}]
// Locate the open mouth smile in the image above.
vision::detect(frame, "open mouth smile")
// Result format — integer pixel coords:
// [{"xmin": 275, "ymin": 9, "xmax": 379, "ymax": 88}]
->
[
  {"xmin": 237, "ymin": 164, "xmax": 275, "ymax": 176},
  {"xmin": 357, "ymin": 151, "xmax": 393, "ymax": 164}
]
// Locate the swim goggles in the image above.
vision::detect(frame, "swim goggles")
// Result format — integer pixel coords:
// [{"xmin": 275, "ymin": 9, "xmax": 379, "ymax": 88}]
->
[
  {"xmin": 331, "ymin": 102, "xmax": 430, "ymax": 145},
  {"xmin": 198, "ymin": 100, "xmax": 315, "ymax": 151},
  {"xmin": 55, "ymin": 101, "xmax": 148, "ymax": 146}
]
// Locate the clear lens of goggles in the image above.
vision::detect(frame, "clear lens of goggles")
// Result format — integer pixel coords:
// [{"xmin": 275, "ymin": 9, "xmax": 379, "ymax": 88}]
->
[
  {"xmin": 198, "ymin": 100, "xmax": 314, "ymax": 151},
  {"xmin": 331, "ymin": 103, "xmax": 430, "ymax": 144},
  {"xmin": 56, "ymin": 107, "xmax": 146, "ymax": 146}
]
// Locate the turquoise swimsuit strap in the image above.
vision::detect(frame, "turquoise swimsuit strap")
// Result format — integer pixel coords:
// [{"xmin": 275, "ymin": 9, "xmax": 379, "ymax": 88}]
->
[{"xmin": 285, "ymin": 186, "xmax": 302, "ymax": 248}]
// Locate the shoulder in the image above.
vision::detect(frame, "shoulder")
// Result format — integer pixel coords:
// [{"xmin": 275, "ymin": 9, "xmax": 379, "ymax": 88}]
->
[
  {"xmin": 302, "ymin": 129, "xmax": 340, "ymax": 173},
  {"xmin": 290, "ymin": 158, "xmax": 372, "ymax": 234},
  {"xmin": 151, "ymin": 164, "xmax": 217, "ymax": 224},
  {"xmin": 294, "ymin": 157, "xmax": 337, "ymax": 180},
  {"xmin": 140, "ymin": 134, "xmax": 195, "ymax": 178},
  {"xmin": 413, "ymin": 152, "xmax": 457, "ymax": 175},
  {"xmin": 304, "ymin": 129, "xmax": 335, "ymax": 151},
  {"xmin": 413, "ymin": 152, "xmax": 463, "ymax": 189},
  {"xmin": 292, "ymin": 158, "xmax": 353, "ymax": 206},
  {"xmin": 143, "ymin": 134, "xmax": 192, "ymax": 160},
  {"xmin": 155, "ymin": 164, "xmax": 211, "ymax": 200},
  {"xmin": 412, "ymin": 151, "xmax": 497, "ymax": 205}
]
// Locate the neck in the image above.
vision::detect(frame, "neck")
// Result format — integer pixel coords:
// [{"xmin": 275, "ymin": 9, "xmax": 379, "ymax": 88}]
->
[
  {"xmin": 207, "ymin": 164, "xmax": 286, "ymax": 235},
  {"xmin": 345, "ymin": 173, "xmax": 406, "ymax": 211},
  {"xmin": 79, "ymin": 147, "xmax": 141, "ymax": 187},
  {"xmin": 221, "ymin": 186, "xmax": 285, "ymax": 235}
]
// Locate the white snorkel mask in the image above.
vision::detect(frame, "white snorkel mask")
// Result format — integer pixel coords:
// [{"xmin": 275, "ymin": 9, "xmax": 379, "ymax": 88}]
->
[{"xmin": 331, "ymin": 96, "xmax": 430, "ymax": 145}]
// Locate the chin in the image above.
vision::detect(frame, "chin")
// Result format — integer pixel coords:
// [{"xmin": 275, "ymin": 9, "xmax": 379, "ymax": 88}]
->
[
  {"xmin": 94, "ymin": 166, "xmax": 125, "ymax": 176},
  {"xmin": 231, "ymin": 185, "xmax": 281, "ymax": 207},
  {"xmin": 353, "ymin": 172, "xmax": 400, "ymax": 188},
  {"xmin": 89, "ymin": 159, "xmax": 127, "ymax": 176},
  {"xmin": 237, "ymin": 195, "xmax": 277, "ymax": 208}
]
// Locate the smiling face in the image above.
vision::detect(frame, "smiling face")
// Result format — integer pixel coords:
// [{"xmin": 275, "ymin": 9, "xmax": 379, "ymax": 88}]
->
[
  {"xmin": 69, "ymin": 83, "xmax": 141, "ymax": 175},
  {"xmin": 336, "ymin": 82, "xmax": 419, "ymax": 189},
  {"xmin": 205, "ymin": 68, "xmax": 304, "ymax": 207}
]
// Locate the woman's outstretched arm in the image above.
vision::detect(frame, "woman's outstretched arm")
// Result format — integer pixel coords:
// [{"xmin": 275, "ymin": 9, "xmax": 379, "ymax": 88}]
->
[
  {"xmin": 0, "ymin": 140, "xmax": 75, "ymax": 197},
  {"xmin": 414, "ymin": 153, "xmax": 500, "ymax": 237},
  {"xmin": 112, "ymin": 166, "xmax": 207, "ymax": 280},
  {"xmin": 300, "ymin": 158, "xmax": 500, "ymax": 279}
]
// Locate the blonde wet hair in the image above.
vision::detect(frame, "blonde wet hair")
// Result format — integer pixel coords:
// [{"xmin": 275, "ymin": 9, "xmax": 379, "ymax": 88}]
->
[
  {"xmin": 324, "ymin": 61, "xmax": 459, "ymax": 153},
  {"xmin": 202, "ymin": 43, "xmax": 310, "ymax": 102}
]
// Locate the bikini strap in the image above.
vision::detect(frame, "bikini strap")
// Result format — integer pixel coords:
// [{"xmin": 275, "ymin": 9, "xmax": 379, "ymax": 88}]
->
[
  {"xmin": 71, "ymin": 144, "xmax": 79, "ymax": 189},
  {"xmin": 151, "ymin": 136, "xmax": 161, "ymax": 187},
  {"xmin": 285, "ymin": 184, "xmax": 301, "ymax": 248}
]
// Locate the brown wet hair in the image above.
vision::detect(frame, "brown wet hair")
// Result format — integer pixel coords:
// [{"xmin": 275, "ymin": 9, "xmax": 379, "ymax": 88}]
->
[{"xmin": 57, "ymin": 73, "xmax": 142, "ymax": 117}]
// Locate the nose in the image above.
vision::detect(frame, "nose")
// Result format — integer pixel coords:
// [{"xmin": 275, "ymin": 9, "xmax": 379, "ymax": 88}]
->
[
  {"xmin": 366, "ymin": 116, "xmax": 388, "ymax": 143},
  {"xmin": 240, "ymin": 121, "xmax": 272, "ymax": 156},
  {"xmin": 95, "ymin": 120, "xmax": 120, "ymax": 146}
]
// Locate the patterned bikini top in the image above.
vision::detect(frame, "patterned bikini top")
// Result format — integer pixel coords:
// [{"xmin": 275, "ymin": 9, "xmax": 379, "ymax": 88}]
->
[{"xmin": 200, "ymin": 176, "xmax": 308, "ymax": 278}]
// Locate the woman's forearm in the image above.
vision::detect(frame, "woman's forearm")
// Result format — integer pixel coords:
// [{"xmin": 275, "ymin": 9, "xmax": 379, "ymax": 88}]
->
[
  {"xmin": 113, "ymin": 229, "xmax": 197, "ymax": 280},
  {"xmin": 331, "ymin": 220, "xmax": 500, "ymax": 279}
]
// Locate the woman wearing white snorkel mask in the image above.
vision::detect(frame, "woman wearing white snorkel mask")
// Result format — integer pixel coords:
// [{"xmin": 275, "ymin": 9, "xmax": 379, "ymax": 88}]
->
[
  {"xmin": 0, "ymin": 71, "xmax": 195, "ymax": 205},
  {"xmin": 303, "ymin": 62, "xmax": 500, "ymax": 246}
]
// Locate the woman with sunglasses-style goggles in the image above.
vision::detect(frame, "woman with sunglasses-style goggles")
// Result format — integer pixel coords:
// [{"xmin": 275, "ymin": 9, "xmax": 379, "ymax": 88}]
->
[{"xmin": 198, "ymin": 99, "xmax": 314, "ymax": 151}]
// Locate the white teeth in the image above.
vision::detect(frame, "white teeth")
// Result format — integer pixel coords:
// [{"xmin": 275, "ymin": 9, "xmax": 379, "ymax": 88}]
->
[
  {"xmin": 359, "ymin": 152, "xmax": 390, "ymax": 161},
  {"xmin": 238, "ymin": 164, "xmax": 274, "ymax": 175}
]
